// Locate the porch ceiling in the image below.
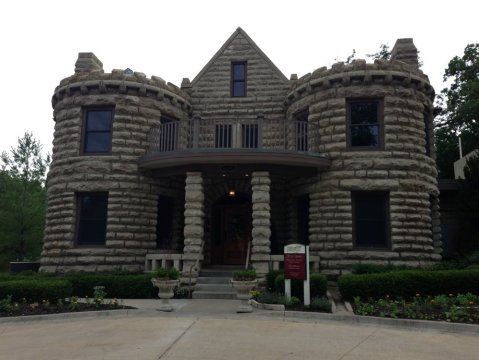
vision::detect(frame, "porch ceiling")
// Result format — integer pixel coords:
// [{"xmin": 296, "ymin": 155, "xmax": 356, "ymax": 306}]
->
[{"xmin": 138, "ymin": 149, "xmax": 330, "ymax": 177}]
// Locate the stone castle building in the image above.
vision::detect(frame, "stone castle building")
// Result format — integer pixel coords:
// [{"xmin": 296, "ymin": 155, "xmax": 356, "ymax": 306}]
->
[{"xmin": 40, "ymin": 28, "xmax": 441, "ymax": 279}]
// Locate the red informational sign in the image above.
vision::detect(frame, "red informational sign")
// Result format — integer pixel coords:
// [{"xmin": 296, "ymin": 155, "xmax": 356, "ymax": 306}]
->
[{"xmin": 284, "ymin": 253, "xmax": 306, "ymax": 280}]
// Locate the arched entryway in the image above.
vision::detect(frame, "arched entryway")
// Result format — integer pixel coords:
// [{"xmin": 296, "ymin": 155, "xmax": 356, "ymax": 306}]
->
[{"xmin": 211, "ymin": 193, "xmax": 252, "ymax": 265}]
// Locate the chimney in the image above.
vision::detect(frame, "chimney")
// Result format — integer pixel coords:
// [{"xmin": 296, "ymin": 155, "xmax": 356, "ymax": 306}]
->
[
  {"xmin": 74, "ymin": 52, "xmax": 103, "ymax": 74},
  {"xmin": 390, "ymin": 38, "xmax": 419, "ymax": 66}
]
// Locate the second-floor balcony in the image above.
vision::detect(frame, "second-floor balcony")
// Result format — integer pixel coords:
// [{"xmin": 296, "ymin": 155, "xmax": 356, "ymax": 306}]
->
[{"xmin": 139, "ymin": 118, "xmax": 330, "ymax": 173}]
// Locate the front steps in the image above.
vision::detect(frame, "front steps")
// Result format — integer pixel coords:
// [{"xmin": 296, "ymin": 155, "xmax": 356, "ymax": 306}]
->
[{"xmin": 192, "ymin": 267, "xmax": 242, "ymax": 299}]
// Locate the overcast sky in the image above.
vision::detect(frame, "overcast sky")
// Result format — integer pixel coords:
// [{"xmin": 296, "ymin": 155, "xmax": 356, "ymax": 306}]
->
[{"xmin": 0, "ymin": 0, "xmax": 477, "ymax": 156}]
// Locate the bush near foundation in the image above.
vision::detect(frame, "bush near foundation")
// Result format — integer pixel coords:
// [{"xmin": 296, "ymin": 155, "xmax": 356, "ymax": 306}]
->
[
  {"xmin": 64, "ymin": 273, "xmax": 157, "ymax": 298},
  {"xmin": 0, "ymin": 279, "xmax": 72, "ymax": 302},
  {"xmin": 272, "ymin": 272, "xmax": 327, "ymax": 299},
  {"xmin": 338, "ymin": 269, "xmax": 479, "ymax": 301}
]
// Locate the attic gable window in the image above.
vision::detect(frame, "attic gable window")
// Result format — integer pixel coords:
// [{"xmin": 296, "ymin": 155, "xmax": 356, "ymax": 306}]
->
[{"xmin": 231, "ymin": 62, "xmax": 246, "ymax": 97}]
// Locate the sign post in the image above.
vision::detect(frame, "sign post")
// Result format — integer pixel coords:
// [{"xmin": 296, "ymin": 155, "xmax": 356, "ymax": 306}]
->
[{"xmin": 284, "ymin": 243, "xmax": 310, "ymax": 306}]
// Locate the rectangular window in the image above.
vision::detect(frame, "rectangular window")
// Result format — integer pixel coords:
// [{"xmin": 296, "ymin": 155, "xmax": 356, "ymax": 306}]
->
[
  {"xmin": 215, "ymin": 124, "xmax": 232, "ymax": 148},
  {"xmin": 231, "ymin": 62, "xmax": 246, "ymax": 97},
  {"xmin": 83, "ymin": 108, "xmax": 113, "ymax": 154},
  {"xmin": 347, "ymin": 99, "xmax": 383, "ymax": 149},
  {"xmin": 424, "ymin": 111, "xmax": 431, "ymax": 156},
  {"xmin": 76, "ymin": 192, "xmax": 108, "ymax": 246},
  {"xmin": 352, "ymin": 192, "xmax": 389, "ymax": 249}
]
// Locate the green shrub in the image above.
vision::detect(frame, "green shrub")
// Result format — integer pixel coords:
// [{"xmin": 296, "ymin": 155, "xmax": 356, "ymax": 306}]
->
[
  {"xmin": 274, "ymin": 273, "xmax": 327, "ymax": 299},
  {"xmin": 338, "ymin": 269, "xmax": 479, "ymax": 301},
  {"xmin": 310, "ymin": 273, "xmax": 327, "ymax": 298},
  {"xmin": 64, "ymin": 273, "xmax": 156, "ymax": 298},
  {"xmin": 232, "ymin": 270, "xmax": 256, "ymax": 280},
  {"xmin": 351, "ymin": 263, "xmax": 411, "ymax": 274},
  {"xmin": 266, "ymin": 270, "xmax": 283, "ymax": 291},
  {"xmin": 0, "ymin": 279, "xmax": 72, "ymax": 302},
  {"xmin": 151, "ymin": 267, "xmax": 179, "ymax": 280},
  {"xmin": 310, "ymin": 296, "xmax": 332, "ymax": 312}
]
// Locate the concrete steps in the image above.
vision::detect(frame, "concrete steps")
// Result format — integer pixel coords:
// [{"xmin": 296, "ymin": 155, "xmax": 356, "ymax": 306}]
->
[{"xmin": 192, "ymin": 267, "xmax": 242, "ymax": 300}]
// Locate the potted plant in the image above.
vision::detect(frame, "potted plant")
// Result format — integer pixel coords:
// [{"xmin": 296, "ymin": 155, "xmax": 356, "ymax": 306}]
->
[
  {"xmin": 151, "ymin": 267, "xmax": 180, "ymax": 312},
  {"xmin": 231, "ymin": 270, "xmax": 257, "ymax": 313}
]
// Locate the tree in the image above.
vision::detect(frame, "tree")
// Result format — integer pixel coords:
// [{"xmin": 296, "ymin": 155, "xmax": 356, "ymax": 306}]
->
[
  {"xmin": 455, "ymin": 154, "xmax": 479, "ymax": 253},
  {"xmin": 345, "ymin": 49, "xmax": 356, "ymax": 64},
  {"xmin": 434, "ymin": 44, "xmax": 479, "ymax": 178},
  {"xmin": 0, "ymin": 132, "xmax": 50, "ymax": 268},
  {"xmin": 367, "ymin": 44, "xmax": 391, "ymax": 60}
]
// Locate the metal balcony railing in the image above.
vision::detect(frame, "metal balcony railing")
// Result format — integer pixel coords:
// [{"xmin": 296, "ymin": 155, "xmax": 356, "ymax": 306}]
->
[{"xmin": 148, "ymin": 118, "xmax": 319, "ymax": 154}]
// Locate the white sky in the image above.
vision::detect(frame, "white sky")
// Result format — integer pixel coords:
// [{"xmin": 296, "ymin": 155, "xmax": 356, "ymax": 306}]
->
[{"xmin": 0, "ymin": 0, "xmax": 477, "ymax": 156}]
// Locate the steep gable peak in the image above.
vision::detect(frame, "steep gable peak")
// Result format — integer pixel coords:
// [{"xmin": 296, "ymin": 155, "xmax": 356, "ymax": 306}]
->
[{"xmin": 191, "ymin": 28, "xmax": 288, "ymax": 85}]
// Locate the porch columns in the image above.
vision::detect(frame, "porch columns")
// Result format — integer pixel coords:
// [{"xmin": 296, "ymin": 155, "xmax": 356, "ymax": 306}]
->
[
  {"xmin": 182, "ymin": 172, "xmax": 204, "ymax": 282},
  {"xmin": 250, "ymin": 171, "xmax": 271, "ymax": 277}
]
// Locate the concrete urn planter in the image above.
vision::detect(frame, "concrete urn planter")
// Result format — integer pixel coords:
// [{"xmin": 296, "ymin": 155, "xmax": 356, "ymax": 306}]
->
[
  {"xmin": 151, "ymin": 278, "xmax": 179, "ymax": 312},
  {"xmin": 231, "ymin": 279, "xmax": 258, "ymax": 313}
]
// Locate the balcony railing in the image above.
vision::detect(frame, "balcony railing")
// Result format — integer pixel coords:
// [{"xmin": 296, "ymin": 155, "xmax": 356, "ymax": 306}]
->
[{"xmin": 148, "ymin": 118, "xmax": 319, "ymax": 154}]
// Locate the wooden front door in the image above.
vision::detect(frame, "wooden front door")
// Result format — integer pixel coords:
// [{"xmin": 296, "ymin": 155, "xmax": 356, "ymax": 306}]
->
[{"xmin": 219, "ymin": 204, "xmax": 251, "ymax": 265}]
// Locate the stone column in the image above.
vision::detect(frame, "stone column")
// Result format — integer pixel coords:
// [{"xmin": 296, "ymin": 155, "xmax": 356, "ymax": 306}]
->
[
  {"xmin": 182, "ymin": 172, "xmax": 204, "ymax": 283},
  {"xmin": 250, "ymin": 171, "xmax": 271, "ymax": 277}
]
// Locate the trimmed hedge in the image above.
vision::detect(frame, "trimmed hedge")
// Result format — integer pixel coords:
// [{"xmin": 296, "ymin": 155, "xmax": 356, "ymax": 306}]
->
[
  {"xmin": 274, "ymin": 272, "xmax": 327, "ymax": 299},
  {"xmin": 63, "ymin": 273, "xmax": 157, "ymax": 298},
  {"xmin": 338, "ymin": 269, "xmax": 479, "ymax": 301},
  {"xmin": 0, "ymin": 279, "xmax": 72, "ymax": 302}
]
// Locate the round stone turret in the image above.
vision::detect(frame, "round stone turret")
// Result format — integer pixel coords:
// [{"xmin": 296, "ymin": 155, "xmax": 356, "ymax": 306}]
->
[
  {"xmin": 286, "ymin": 51, "xmax": 441, "ymax": 277},
  {"xmin": 41, "ymin": 53, "xmax": 190, "ymax": 272}
]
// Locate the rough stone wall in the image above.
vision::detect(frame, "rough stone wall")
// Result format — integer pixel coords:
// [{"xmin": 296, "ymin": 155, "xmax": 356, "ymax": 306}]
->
[
  {"xmin": 287, "ymin": 58, "xmax": 440, "ymax": 278},
  {"xmin": 188, "ymin": 30, "xmax": 289, "ymax": 133},
  {"xmin": 41, "ymin": 58, "xmax": 190, "ymax": 273}
]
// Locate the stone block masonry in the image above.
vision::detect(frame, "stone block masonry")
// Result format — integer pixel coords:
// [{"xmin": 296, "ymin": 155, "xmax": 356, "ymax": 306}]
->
[{"xmin": 41, "ymin": 31, "xmax": 441, "ymax": 277}]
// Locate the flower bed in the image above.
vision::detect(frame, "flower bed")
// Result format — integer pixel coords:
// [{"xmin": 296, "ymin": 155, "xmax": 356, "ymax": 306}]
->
[
  {"xmin": 0, "ymin": 286, "xmax": 134, "ymax": 318},
  {"xmin": 352, "ymin": 293, "xmax": 479, "ymax": 324}
]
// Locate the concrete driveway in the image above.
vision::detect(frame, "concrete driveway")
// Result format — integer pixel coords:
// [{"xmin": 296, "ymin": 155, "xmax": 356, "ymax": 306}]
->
[{"xmin": 0, "ymin": 300, "xmax": 478, "ymax": 360}]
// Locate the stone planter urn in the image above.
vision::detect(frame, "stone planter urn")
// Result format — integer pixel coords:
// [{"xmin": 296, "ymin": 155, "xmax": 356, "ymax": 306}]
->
[
  {"xmin": 150, "ymin": 267, "xmax": 180, "ymax": 312},
  {"xmin": 151, "ymin": 278, "xmax": 179, "ymax": 312},
  {"xmin": 231, "ymin": 270, "xmax": 258, "ymax": 313}
]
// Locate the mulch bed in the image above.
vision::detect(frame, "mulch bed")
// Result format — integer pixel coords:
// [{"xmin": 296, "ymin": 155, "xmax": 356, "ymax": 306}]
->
[{"xmin": 0, "ymin": 303, "xmax": 135, "ymax": 317}]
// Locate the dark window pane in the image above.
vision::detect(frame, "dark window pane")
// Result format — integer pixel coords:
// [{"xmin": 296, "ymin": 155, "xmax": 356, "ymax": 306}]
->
[
  {"xmin": 351, "ymin": 125, "xmax": 378, "ymax": 147},
  {"xmin": 233, "ymin": 82, "xmax": 245, "ymax": 97},
  {"xmin": 85, "ymin": 133, "xmax": 111, "ymax": 153},
  {"xmin": 233, "ymin": 64, "xmax": 245, "ymax": 80},
  {"xmin": 424, "ymin": 112, "xmax": 431, "ymax": 156},
  {"xmin": 83, "ymin": 108, "xmax": 113, "ymax": 153},
  {"xmin": 86, "ymin": 111, "xmax": 112, "ymax": 131},
  {"xmin": 77, "ymin": 193, "xmax": 107, "ymax": 245},
  {"xmin": 353, "ymin": 192, "xmax": 388, "ymax": 248},
  {"xmin": 350, "ymin": 102, "xmax": 378, "ymax": 124}
]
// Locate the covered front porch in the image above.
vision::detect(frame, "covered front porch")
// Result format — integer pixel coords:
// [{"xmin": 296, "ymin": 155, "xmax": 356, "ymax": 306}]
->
[{"xmin": 144, "ymin": 170, "xmax": 320, "ymax": 283}]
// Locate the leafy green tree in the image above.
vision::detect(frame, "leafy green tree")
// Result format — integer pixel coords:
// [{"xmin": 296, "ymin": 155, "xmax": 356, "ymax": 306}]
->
[
  {"xmin": 367, "ymin": 44, "xmax": 391, "ymax": 60},
  {"xmin": 0, "ymin": 132, "xmax": 50, "ymax": 269},
  {"xmin": 435, "ymin": 44, "xmax": 479, "ymax": 178},
  {"xmin": 455, "ymin": 154, "xmax": 479, "ymax": 252},
  {"xmin": 345, "ymin": 49, "xmax": 356, "ymax": 64}
]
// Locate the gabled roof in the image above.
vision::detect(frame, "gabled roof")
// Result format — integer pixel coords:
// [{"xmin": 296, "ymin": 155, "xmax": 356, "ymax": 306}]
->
[{"xmin": 191, "ymin": 27, "xmax": 288, "ymax": 85}]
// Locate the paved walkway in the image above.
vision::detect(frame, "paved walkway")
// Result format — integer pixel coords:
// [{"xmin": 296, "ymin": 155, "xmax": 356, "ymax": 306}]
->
[{"xmin": 1, "ymin": 299, "xmax": 478, "ymax": 360}]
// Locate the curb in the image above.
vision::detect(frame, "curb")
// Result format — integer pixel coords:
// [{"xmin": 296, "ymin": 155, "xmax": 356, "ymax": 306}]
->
[
  {"xmin": 283, "ymin": 310, "xmax": 479, "ymax": 335},
  {"xmin": 1, "ymin": 304, "xmax": 478, "ymax": 335}
]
